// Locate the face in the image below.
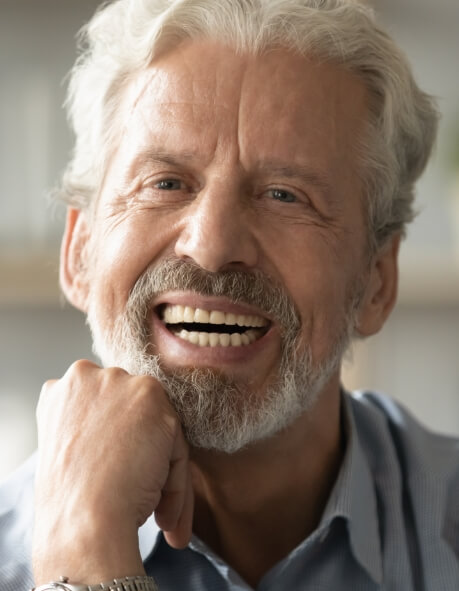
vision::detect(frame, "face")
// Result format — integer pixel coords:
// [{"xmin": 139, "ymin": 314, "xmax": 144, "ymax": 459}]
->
[{"xmin": 65, "ymin": 41, "xmax": 382, "ymax": 451}]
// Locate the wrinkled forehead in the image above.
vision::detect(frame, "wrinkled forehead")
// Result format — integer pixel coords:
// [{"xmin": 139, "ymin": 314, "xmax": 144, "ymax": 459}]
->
[{"xmin": 106, "ymin": 40, "xmax": 368, "ymax": 194}]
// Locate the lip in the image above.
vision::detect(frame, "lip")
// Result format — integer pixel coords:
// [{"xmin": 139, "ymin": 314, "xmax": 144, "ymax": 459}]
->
[{"xmin": 150, "ymin": 293, "xmax": 278, "ymax": 367}]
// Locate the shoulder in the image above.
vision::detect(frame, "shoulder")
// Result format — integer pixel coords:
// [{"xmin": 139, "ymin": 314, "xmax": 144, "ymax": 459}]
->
[
  {"xmin": 349, "ymin": 391, "xmax": 459, "ymax": 481},
  {"xmin": 0, "ymin": 454, "xmax": 36, "ymax": 590},
  {"xmin": 348, "ymin": 391, "xmax": 459, "ymax": 559}
]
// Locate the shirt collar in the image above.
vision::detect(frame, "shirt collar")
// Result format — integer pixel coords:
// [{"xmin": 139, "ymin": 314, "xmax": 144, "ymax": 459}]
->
[
  {"xmin": 138, "ymin": 392, "xmax": 383, "ymax": 584},
  {"xmin": 320, "ymin": 392, "xmax": 383, "ymax": 583},
  {"xmin": 139, "ymin": 512, "xmax": 161, "ymax": 562}
]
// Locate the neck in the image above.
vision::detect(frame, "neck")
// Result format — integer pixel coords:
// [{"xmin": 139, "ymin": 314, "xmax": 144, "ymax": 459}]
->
[{"xmin": 190, "ymin": 378, "xmax": 344, "ymax": 588}]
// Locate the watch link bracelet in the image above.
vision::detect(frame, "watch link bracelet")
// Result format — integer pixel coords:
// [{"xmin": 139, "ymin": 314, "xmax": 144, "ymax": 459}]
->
[{"xmin": 32, "ymin": 575, "xmax": 159, "ymax": 591}]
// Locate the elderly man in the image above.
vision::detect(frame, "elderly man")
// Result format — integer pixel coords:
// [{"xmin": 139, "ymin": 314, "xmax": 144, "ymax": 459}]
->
[{"xmin": 1, "ymin": 0, "xmax": 458, "ymax": 590}]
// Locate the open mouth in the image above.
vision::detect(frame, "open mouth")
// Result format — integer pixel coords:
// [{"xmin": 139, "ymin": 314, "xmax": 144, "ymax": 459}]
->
[{"xmin": 158, "ymin": 304, "xmax": 271, "ymax": 347}]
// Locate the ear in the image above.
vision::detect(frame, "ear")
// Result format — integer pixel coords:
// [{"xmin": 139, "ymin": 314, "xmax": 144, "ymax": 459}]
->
[
  {"xmin": 60, "ymin": 207, "xmax": 91, "ymax": 313},
  {"xmin": 355, "ymin": 234, "xmax": 401, "ymax": 337}
]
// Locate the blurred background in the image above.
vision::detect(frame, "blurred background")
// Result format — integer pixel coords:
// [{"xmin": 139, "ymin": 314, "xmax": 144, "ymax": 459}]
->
[{"xmin": 1, "ymin": 0, "xmax": 458, "ymax": 480}]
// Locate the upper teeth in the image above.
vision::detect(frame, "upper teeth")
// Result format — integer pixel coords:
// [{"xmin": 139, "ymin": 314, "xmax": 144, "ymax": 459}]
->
[{"xmin": 162, "ymin": 305, "xmax": 268, "ymax": 328}]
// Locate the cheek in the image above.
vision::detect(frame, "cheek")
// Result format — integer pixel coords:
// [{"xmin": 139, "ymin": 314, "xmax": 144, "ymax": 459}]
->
[
  {"xmin": 295, "ymin": 271, "xmax": 348, "ymax": 325},
  {"xmin": 88, "ymin": 210, "xmax": 181, "ymax": 318},
  {"xmin": 98, "ymin": 209, "xmax": 180, "ymax": 272},
  {"xmin": 267, "ymin": 236, "xmax": 357, "ymax": 353}
]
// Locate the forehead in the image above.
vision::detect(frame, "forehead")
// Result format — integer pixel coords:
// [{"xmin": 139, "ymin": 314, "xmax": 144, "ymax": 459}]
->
[{"xmin": 114, "ymin": 40, "xmax": 368, "ymax": 180}]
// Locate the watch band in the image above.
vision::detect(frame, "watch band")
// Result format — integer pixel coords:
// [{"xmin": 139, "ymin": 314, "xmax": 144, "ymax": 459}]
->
[{"xmin": 32, "ymin": 575, "xmax": 158, "ymax": 591}]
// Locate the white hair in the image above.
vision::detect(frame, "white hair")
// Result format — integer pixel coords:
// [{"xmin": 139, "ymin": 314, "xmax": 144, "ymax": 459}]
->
[{"xmin": 61, "ymin": 0, "xmax": 439, "ymax": 248}]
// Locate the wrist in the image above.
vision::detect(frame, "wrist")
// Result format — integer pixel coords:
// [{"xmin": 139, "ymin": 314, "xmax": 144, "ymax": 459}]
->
[
  {"xmin": 33, "ymin": 516, "xmax": 144, "ymax": 586},
  {"xmin": 32, "ymin": 575, "xmax": 158, "ymax": 591}
]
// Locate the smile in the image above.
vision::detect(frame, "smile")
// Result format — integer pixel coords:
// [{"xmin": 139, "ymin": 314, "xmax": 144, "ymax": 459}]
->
[{"xmin": 159, "ymin": 304, "xmax": 270, "ymax": 348}]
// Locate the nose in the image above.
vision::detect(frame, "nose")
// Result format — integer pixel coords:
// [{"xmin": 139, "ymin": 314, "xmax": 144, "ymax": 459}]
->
[{"xmin": 174, "ymin": 182, "xmax": 259, "ymax": 272}]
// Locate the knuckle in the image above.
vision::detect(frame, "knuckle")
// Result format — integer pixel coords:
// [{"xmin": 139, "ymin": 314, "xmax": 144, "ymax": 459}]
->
[
  {"xmin": 132, "ymin": 374, "xmax": 161, "ymax": 399},
  {"xmin": 104, "ymin": 366, "xmax": 128, "ymax": 379},
  {"xmin": 129, "ymin": 376, "xmax": 179, "ymax": 426},
  {"xmin": 67, "ymin": 358, "xmax": 98, "ymax": 377},
  {"xmin": 99, "ymin": 366, "xmax": 129, "ymax": 392}
]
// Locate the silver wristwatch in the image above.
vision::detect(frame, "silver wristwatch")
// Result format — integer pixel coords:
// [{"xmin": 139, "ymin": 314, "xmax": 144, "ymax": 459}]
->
[{"xmin": 32, "ymin": 575, "xmax": 158, "ymax": 591}]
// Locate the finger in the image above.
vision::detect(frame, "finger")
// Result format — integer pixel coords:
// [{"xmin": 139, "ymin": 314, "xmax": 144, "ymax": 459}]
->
[
  {"xmin": 154, "ymin": 429, "xmax": 189, "ymax": 533},
  {"xmin": 163, "ymin": 465, "xmax": 194, "ymax": 549}
]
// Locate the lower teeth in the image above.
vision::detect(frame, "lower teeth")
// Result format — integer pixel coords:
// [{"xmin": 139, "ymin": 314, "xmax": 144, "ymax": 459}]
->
[{"xmin": 176, "ymin": 329, "xmax": 258, "ymax": 347}]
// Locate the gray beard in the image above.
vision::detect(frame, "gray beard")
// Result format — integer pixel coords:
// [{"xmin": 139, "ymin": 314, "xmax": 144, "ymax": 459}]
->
[{"xmin": 87, "ymin": 258, "xmax": 360, "ymax": 453}]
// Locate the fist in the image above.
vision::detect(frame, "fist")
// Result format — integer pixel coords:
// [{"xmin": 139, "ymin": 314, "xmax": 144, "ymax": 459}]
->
[{"xmin": 33, "ymin": 360, "xmax": 193, "ymax": 585}]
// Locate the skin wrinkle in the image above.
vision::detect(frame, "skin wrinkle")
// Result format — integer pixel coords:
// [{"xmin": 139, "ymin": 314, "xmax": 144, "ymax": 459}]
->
[
  {"xmin": 85, "ymin": 46, "xmax": 370, "ymax": 245},
  {"xmin": 142, "ymin": 182, "xmax": 325, "ymax": 231},
  {"xmin": 123, "ymin": 149, "xmax": 338, "ymax": 208},
  {"xmin": 235, "ymin": 53, "xmax": 245, "ymax": 175},
  {"xmin": 82, "ymin": 40, "xmax": 372, "ymax": 415},
  {"xmin": 104, "ymin": 148, "xmax": 344, "ymax": 242},
  {"xmin": 92, "ymin": 69, "xmax": 195, "ymax": 220},
  {"xmin": 93, "ymin": 44, "xmax": 364, "ymax": 247},
  {"xmin": 90, "ymin": 71, "xmax": 147, "ymax": 217}
]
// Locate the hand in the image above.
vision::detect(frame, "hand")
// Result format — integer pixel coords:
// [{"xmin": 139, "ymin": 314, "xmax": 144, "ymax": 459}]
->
[{"xmin": 33, "ymin": 360, "xmax": 193, "ymax": 585}]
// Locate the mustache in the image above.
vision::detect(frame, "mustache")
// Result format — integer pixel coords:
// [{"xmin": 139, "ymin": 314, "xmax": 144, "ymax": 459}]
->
[{"xmin": 126, "ymin": 257, "xmax": 301, "ymax": 337}]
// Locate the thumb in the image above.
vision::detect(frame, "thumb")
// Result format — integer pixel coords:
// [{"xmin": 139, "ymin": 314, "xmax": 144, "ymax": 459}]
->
[
  {"xmin": 163, "ymin": 467, "xmax": 194, "ymax": 549},
  {"xmin": 154, "ymin": 428, "xmax": 194, "ymax": 548}
]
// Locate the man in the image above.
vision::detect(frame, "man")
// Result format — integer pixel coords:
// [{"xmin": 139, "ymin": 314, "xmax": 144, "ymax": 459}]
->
[{"xmin": 1, "ymin": 0, "xmax": 458, "ymax": 589}]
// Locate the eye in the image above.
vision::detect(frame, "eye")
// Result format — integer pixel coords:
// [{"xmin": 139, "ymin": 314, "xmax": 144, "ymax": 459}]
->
[
  {"xmin": 155, "ymin": 179, "xmax": 184, "ymax": 191},
  {"xmin": 268, "ymin": 189, "xmax": 297, "ymax": 203}
]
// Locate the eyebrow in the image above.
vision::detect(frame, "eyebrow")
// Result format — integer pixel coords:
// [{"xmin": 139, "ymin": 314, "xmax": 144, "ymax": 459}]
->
[
  {"xmin": 255, "ymin": 161, "xmax": 333, "ymax": 195},
  {"xmin": 128, "ymin": 148, "xmax": 198, "ymax": 176},
  {"xmin": 127, "ymin": 149, "xmax": 334, "ymax": 199}
]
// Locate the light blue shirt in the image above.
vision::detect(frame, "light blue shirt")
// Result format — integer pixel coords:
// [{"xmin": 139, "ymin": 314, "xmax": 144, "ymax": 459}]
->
[{"xmin": 1, "ymin": 391, "xmax": 459, "ymax": 590}]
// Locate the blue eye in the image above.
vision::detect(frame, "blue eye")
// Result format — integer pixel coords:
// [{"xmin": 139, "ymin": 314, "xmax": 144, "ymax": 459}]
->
[
  {"xmin": 269, "ymin": 189, "xmax": 296, "ymax": 203},
  {"xmin": 156, "ymin": 179, "xmax": 183, "ymax": 190}
]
